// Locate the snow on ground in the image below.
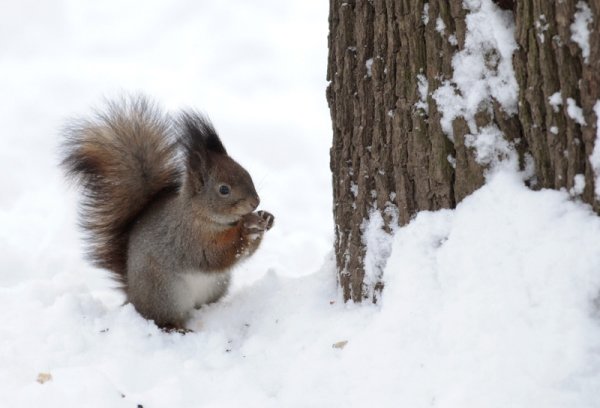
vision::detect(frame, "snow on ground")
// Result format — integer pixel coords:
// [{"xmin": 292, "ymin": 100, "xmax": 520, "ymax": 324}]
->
[{"xmin": 1, "ymin": 1, "xmax": 600, "ymax": 407}]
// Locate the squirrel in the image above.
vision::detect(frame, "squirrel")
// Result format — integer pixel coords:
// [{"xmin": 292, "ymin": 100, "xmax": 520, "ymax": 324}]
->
[{"xmin": 61, "ymin": 96, "xmax": 274, "ymax": 331}]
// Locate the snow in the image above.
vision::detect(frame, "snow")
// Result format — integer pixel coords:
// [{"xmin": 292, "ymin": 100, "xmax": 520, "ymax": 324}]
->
[
  {"xmin": 447, "ymin": 154, "xmax": 457, "ymax": 169},
  {"xmin": 464, "ymin": 124, "xmax": 515, "ymax": 167},
  {"xmin": 415, "ymin": 73, "xmax": 429, "ymax": 113},
  {"xmin": 448, "ymin": 34, "xmax": 458, "ymax": 46},
  {"xmin": 536, "ymin": 14, "xmax": 549, "ymax": 43},
  {"xmin": 383, "ymin": 171, "xmax": 600, "ymax": 407},
  {"xmin": 571, "ymin": 173, "xmax": 586, "ymax": 196},
  {"xmin": 550, "ymin": 91, "xmax": 563, "ymax": 113},
  {"xmin": 590, "ymin": 101, "xmax": 600, "ymax": 198},
  {"xmin": 361, "ymin": 206, "xmax": 397, "ymax": 302},
  {"xmin": 436, "ymin": 17, "xmax": 446, "ymax": 34},
  {"xmin": 350, "ymin": 182, "xmax": 359, "ymax": 198},
  {"xmin": 433, "ymin": 0, "xmax": 518, "ymax": 139},
  {"xmin": 2, "ymin": 1, "xmax": 600, "ymax": 407},
  {"xmin": 365, "ymin": 58, "xmax": 373, "ymax": 77},
  {"xmin": 567, "ymin": 97, "xmax": 587, "ymax": 126},
  {"xmin": 523, "ymin": 153, "xmax": 537, "ymax": 184},
  {"xmin": 571, "ymin": 1, "xmax": 593, "ymax": 63},
  {"xmin": 422, "ymin": 3, "xmax": 430, "ymax": 25}
]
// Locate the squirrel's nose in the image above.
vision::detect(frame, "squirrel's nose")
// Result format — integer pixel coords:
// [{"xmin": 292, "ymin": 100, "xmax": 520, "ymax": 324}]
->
[{"xmin": 251, "ymin": 195, "xmax": 260, "ymax": 210}]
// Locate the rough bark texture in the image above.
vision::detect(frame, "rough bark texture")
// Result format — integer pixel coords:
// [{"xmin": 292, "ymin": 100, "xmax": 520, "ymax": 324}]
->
[
  {"xmin": 327, "ymin": 0, "xmax": 600, "ymax": 302},
  {"xmin": 514, "ymin": 0, "xmax": 600, "ymax": 205}
]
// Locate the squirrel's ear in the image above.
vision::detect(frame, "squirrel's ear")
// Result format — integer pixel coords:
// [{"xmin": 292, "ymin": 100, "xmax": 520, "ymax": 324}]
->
[{"xmin": 179, "ymin": 111, "xmax": 226, "ymax": 186}]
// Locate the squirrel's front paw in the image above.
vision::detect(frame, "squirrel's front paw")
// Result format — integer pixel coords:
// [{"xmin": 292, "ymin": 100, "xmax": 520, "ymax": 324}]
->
[
  {"xmin": 242, "ymin": 211, "xmax": 274, "ymax": 241},
  {"xmin": 256, "ymin": 210, "xmax": 274, "ymax": 231},
  {"xmin": 241, "ymin": 214, "xmax": 265, "ymax": 242}
]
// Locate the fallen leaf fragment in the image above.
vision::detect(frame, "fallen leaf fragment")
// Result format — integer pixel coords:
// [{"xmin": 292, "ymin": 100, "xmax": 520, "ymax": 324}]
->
[
  {"xmin": 332, "ymin": 340, "xmax": 348, "ymax": 349},
  {"xmin": 36, "ymin": 372, "xmax": 52, "ymax": 384}
]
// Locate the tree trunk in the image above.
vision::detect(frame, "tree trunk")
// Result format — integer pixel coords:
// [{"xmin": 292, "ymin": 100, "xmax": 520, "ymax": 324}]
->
[{"xmin": 326, "ymin": 0, "xmax": 600, "ymax": 303}]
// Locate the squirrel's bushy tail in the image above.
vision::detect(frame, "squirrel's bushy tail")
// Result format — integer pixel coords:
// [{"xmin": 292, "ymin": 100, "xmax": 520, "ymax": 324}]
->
[{"xmin": 61, "ymin": 96, "xmax": 181, "ymax": 284}]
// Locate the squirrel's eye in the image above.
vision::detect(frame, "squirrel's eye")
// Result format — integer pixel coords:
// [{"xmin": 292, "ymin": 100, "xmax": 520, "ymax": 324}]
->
[{"xmin": 218, "ymin": 184, "xmax": 231, "ymax": 196}]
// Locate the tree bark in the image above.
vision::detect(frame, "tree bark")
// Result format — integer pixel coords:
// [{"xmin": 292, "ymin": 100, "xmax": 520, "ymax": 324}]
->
[{"xmin": 327, "ymin": 0, "xmax": 600, "ymax": 302}]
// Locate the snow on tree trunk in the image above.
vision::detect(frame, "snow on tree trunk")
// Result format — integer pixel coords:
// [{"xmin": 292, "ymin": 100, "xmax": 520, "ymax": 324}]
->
[{"xmin": 327, "ymin": 0, "xmax": 600, "ymax": 303}]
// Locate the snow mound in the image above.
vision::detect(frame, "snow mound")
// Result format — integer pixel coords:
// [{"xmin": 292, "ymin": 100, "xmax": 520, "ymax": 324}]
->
[{"xmin": 381, "ymin": 171, "xmax": 600, "ymax": 407}]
